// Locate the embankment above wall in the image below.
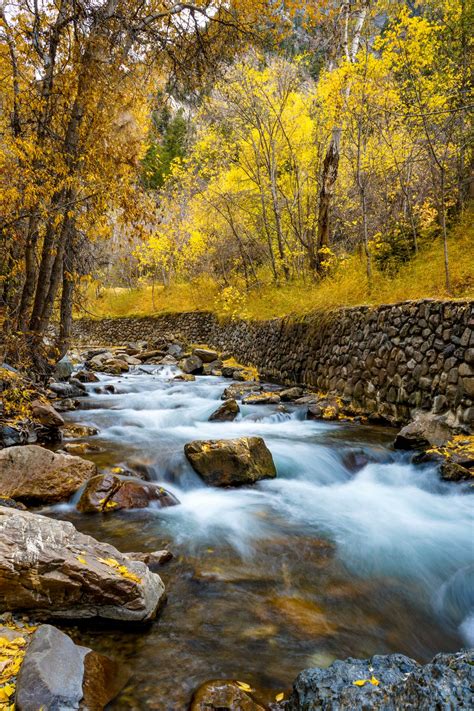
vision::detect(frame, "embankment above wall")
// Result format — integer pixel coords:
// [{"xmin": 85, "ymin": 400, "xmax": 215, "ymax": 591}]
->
[{"xmin": 73, "ymin": 300, "xmax": 474, "ymax": 426}]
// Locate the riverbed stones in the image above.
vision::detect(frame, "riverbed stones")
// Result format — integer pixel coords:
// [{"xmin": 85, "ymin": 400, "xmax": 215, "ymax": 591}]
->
[
  {"xmin": 77, "ymin": 473, "xmax": 179, "ymax": 513},
  {"xmin": 180, "ymin": 355, "xmax": 203, "ymax": 374},
  {"xmin": 193, "ymin": 347, "xmax": 219, "ymax": 363},
  {"xmin": 209, "ymin": 399, "xmax": 240, "ymax": 422},
  {"xmin": 126, "ymin": 550, "xmax": 173, "ymax": 569},
  {"xmin": 191, "ymin": 680, "xmax": 266, "ymax": 711},
  {"xmin": 184, "ymin": 437, "xmax": 276, "ymax": 487},
  {"xmin": 279, "ymin": 386, "xmax": 304, "ymax": 401},
  {"xmin": 48, "ymin": 381, "xmax": 85, "ymax": 399},
  {"xmin": 0, "ymin": 445, "xmax": 97, "ymax": 504},
  {"xmin": 63, "ymin": 423, "xmax": 99, "ymax": 439},
  {"xmin": 242, "ymin": 392, "xmax": 281, "ymax": 405},
  {"xmin": 173, "ymin": 373, "xmax": 196, "ymax": 382},
  {"xmin": 0, "ymin": 508, "xmax": 166, "ymax": 620},
  {"xmin": 53, "ymin": 355, "xmax": 74, "ymax": 381},
  {"xmin": 394, "ymin": 412, "xmax": 454, "ymax": 449},
  {"xmin": 74, "ymin": 370, "xmax": 100, "ymax": 383},
  {"xmin": 30, "ymin": 399, "xmax": 64, "ymax": 428},
  {"xmin": 285, "ymin": 650, "xmax": 474, "ymax": 710},
  {"xmin": 16, "ymin": 624, "xmax": 125, "ymax": 711},
  {"xmin": 222, "ymin": 382, "xmax": 262, "ymax": 400}
]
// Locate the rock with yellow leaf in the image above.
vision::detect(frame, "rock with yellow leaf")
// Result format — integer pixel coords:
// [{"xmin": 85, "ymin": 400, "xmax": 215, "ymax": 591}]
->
[
  {"xmin": 0, "ymin": 445, "xmax": 97, "ymax": 505},
  {"xmin": 0, "ymin": 508, "xmax": 165, "ymax": 621},
  {"xmin": 285, "ymin": 650, "xmax": 474, "ymax": 709},
  {"xmin": 76, "ymin": 472, "xmax": 179, "ymax": 513},
  {"xmin": 184, "ymin": 437, "xmax": 276, "ymax": 487},
  {"xmin": 191, "ymin": 680, "xmax": 266, "ymax": 711}
]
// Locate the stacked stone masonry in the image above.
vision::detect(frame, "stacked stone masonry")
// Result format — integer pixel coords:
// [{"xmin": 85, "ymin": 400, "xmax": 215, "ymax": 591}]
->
[{"xmin": 73, "ymin": 300, "xmax": 474, "ymax": 426}]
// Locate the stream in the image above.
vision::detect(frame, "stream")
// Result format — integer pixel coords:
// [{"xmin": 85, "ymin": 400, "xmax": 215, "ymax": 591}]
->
[{"xmin": 44, "ymin": 365, "xmax": 474, "ymax": 709}]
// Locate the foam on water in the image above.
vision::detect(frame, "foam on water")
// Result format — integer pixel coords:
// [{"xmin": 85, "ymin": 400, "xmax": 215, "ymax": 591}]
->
[{"xmin": 69, "ymin": 366, "xmax": 474, "ymax": 645}]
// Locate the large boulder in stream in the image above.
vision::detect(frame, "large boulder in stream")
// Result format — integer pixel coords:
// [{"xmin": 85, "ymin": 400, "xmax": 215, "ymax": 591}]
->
[
  {"xmin": 77, "ymin": 473, "xmax": 179, "ymax": 513},
  {"xmin": 285, "ymin": 650, "xmax": 474, "ymax": 710},
  {"xmin": 0, "ymin": 508, "xmax": 166, "ymax": 621},
  {"xmin": 184, "ymin": 437, "xmax": 276, "ymax": 487},
  {"xmin": 0, "ymin": 445, "xmax": 97, "ymax": 504},
  {"xmin": 16, "ymin": 624, "xmax": 125, "ymax": 710}
]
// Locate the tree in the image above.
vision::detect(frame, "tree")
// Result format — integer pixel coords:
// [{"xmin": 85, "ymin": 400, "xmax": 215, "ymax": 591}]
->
[{"xmin": 0, "ymin": 0, "xmax": 263, "ymax": 368}]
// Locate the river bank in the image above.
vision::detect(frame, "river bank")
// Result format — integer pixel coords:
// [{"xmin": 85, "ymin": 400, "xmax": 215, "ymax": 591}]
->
[{"xmin": 0, "ymin": 334, "xmax": 472, "ymax": 708}]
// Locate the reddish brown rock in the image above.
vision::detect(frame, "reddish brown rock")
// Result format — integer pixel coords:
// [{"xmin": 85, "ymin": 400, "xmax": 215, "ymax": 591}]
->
[{"xmin": 77, "ymin": 473, "xmax": 179, "ymax": 513}]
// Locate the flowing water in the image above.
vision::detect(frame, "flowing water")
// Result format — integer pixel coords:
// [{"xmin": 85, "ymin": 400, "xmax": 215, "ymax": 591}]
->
[{"xmin": 44, "ymin": 365, "xmax": 474, "ymax": 709}]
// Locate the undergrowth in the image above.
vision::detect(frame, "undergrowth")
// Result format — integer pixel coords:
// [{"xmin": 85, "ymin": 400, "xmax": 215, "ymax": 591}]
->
[{"xmin": 82, "ymin": 216, "xmax": 473, "ymax": 321}]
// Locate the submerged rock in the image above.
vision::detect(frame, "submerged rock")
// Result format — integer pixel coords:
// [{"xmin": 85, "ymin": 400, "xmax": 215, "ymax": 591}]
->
[
  {"xmin": 209, "ymin": 399, "xmax": 240, "ymax": 422},
  {"xmin": 285, "ymin": 650, "xmax": 474, "ymax": 710},
  {"xmin": 191, "ymin": 680, "xmax": 266, "ymax": 711},
  {"xmin": 16, "ymin": 624, "xmax": 125, "ymax": 711},
  {"xmin": 184, "ymin": 436, "xmax": 276, "ymax": 487},
  {"xmin": 126, "ymin": 550, "xmax": 173, "ymax": 569},
  {"xmin": 77, "ymin": 473, "xmax": 179, "ymax": 513},
  {"xmin": 0, "ymin": 508, "xmax": 166, "ymax": 621},
  {"xmin": 0, "ymin": 445, "xmax": 97, "ymax": 504}
]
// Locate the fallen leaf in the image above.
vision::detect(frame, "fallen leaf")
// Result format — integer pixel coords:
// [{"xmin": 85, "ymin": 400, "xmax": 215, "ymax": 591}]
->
[
  {"xmin": 370, "ymin": 675, "xmax": 380, "ymax": 686},
  {"xmin": 275, "ymin": 692, "xmax": 285, "ymax": 701},
  {"xmin": 353, "ymin": 679, "xmax": 367, "ymax": 686},
  {"xmin": 236, "ymin": 681, "xmax": 254, "ymax": 692}
]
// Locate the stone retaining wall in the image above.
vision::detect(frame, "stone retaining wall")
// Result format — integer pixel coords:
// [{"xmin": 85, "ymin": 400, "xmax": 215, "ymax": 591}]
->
[{"xmin": 73, "ymin": 300, "xmax": 474, "ymax": 426}]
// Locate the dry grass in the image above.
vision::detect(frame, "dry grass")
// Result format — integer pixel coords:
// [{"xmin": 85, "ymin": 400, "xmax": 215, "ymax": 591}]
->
[{"xmin": 82, "ymin": 215, "xmax": 473, "ymax": 321}]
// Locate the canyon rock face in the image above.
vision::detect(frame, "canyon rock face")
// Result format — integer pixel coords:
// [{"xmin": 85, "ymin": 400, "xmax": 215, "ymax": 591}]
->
[{"xmin": 0, "ymin": 508, "xmax": 166, "ymax": 621}]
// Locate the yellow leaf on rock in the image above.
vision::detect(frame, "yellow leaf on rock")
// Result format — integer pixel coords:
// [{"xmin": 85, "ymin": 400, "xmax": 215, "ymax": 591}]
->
[
  {"xmin": 275, "ymin": 692, "xmax": 285, "ymax": 701},
  {"xmin": 77, "ymin": 556, "xmax": 87, "ymax": 565},
  {"xmin": 370, "ymin": 675, "xmax": 380, "ymax": 686},
  {"xmin": 236, "ymin": 681, "xmax": 253, "ymax": 691},
  {"xmin": 353, "ymin": 679, "xmax": 367, "ymax": 686}
]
